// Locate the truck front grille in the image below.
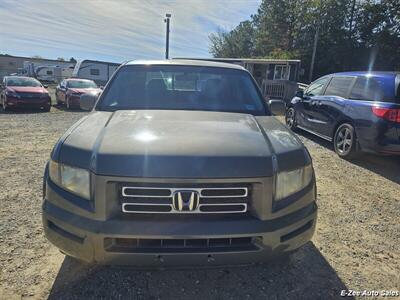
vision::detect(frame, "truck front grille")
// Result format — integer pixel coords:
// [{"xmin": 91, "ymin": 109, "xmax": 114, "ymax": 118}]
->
[
  {"xmin": 120, "ymin": 184, "xmax": 250, "ymax": 214},
  {"xmin": 104, "ymin": 236, "xmax": 261, "ymax": 253}
]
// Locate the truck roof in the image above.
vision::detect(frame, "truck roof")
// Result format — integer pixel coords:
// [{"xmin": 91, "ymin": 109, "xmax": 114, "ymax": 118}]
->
[{"xmin": 124, "ymin": 59, "xmax": 246, "ymax": 71}]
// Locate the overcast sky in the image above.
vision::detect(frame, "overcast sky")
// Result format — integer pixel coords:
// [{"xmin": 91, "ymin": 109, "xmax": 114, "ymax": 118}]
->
[{"xmin": 0, "ymin": 0, "xmax": 260, "ymax": 63}]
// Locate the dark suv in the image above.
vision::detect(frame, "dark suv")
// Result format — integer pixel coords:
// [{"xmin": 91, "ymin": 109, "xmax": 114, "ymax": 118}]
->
[
  {"xmin": 286, "ymin": 72, "xmax": 400, "ymax": 158},
  {"xmin": 42, "ymin": 60, "xmax": 317, "ymax": 266}
]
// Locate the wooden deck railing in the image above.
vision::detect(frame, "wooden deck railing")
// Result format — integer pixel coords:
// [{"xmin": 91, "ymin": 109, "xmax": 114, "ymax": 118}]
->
[{"xmin": 262, "ymin": 80, "xmax": 302, "ymax": 103}]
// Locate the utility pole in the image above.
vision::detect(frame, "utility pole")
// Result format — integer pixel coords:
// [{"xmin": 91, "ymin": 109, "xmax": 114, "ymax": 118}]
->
[
  {"xmin": 309, "ymin": 23, "xmax": 320, "ymax": 82},
  {"xmin": 164, "ymin": 13, "xmax": 171, "ymax": 59}
]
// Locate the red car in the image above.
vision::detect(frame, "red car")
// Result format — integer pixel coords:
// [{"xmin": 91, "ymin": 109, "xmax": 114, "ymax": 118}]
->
[
  {"xmin": 55, "ymin": 78, "xmax": 101, "ymax": 109},
  {"xmin": 0, "ymin": 76, "xmax": 51, "ymax": 112}
]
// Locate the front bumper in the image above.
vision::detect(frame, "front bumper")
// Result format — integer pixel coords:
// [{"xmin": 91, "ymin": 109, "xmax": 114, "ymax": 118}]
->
[
  {"xmin": 6, "ymin": 96, "xmax": 50, "ymax": 109},
  {"xmin": 42, "ymin": 173, "xmax": 317, "ymax": 266},
  {"xmin": 67, "ymin": 95, "xmax": 82, "ymax": 108},
  {"xmin": 43, "ymin": 200, "xmax": 316, "ymax": 266}
]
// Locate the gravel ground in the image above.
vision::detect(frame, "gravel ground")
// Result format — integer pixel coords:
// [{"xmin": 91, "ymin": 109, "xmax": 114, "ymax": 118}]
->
[{"xmin": 0, "ymin": 108, "xmax": 399, "ymax": 300}]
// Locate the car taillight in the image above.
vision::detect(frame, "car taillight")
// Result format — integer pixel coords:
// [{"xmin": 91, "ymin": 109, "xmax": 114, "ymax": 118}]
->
[{"xmin": 372, "ymin": 106, "xmax": 400, "ymax": 123}]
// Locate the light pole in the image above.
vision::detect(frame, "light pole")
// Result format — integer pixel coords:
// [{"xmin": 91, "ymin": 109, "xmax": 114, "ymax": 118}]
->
[
  {"xmin": 309, "ymin": 23, "xmax": 319, "ymax": 83},
  {"xmin": 164, "ymin": 13, "xmax": 171, "ymax": 59}
]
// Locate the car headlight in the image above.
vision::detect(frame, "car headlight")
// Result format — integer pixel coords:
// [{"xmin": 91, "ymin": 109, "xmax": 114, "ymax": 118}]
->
[
  {"xmin": 49, "ymin": 160, "xmax": 90, "ymax": 200},
  {"xmin": 6, "ymin": 91, "xmax": 20, "ymax": 98},
  {"xmin": 275, "ymin": 164, "xmax": 313, "ymax": 201}
]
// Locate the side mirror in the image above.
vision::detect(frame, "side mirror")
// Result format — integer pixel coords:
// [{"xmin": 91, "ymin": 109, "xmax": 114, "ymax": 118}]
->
[
  {"xmin": 100, "ymin": 86, "xmax": 104, "ymax": 90},
  {"xmin": 80, "ymin": 93, "xmax": 97, "ymax": 111},
  {"xmin": 295, "ymin": 90, "xmax": 304, "ymax": 98},
  {"xmin": 268, "ymin": 99, "xmax": 286, "ymax": 116},
  {"xmin": 43, "ymin": 84, "xmax": 48, "ymax": 88}
]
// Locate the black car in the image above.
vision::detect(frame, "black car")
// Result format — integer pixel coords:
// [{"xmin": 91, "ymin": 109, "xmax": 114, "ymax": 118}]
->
[{"xmin": 286, "ymin": 71, "xmax": 400, "ymax": 158}]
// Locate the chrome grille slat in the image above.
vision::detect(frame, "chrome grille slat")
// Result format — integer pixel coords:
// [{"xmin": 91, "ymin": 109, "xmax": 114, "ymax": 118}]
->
[
  {"xmin": 120, "ymin": 185, "xmax": 250, "ymax": 214},
  {"xmin": 122, "ymin": 187, "xmax": 173, "ymax": 198},
  {"xmin": 122, "ymin": 187, "xmax": 247, "ymax": 198}
]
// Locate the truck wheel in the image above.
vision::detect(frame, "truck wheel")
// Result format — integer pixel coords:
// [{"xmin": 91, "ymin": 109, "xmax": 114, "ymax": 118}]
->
[{"xmin": 333, "ymin": 123, "xmax": 359, "ymax": 159}]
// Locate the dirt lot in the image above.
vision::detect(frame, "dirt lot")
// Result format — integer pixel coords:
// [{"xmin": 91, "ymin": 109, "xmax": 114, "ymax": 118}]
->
[{"xmin": 0, "ymin": 108, "xmax": 399, "ymax": 300}]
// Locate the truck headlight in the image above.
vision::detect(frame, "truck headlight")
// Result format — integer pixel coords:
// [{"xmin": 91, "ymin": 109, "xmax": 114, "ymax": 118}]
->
[
  {"xmin": 49, "ymin": 160, "xmax": 90, "ymax": 200},
  {"xmin": 275, "ymin": 164, "xmax": 313, "ymax": 201}
]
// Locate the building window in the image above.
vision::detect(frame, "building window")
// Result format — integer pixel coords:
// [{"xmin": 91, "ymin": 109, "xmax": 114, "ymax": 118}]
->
[
  {"xmin": 90, "ymin": 68, "xmax": 100, "ymax": 76},
  {"xmin": 274, "ymin": 65, "xmax": 290, "ymax": 80}
]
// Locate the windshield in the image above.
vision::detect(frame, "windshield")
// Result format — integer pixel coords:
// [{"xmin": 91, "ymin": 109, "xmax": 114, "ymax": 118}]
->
[
  {"xmin": 6, "ymin": 77, "xmax": 41, "ymax": 87},
  {"xmin": 67, "ymin": 80, "xmax": 97, "ymax": 89},
  {"xmin": 97, "ymin": 65, "xmax": 267, "ymax": 115}
]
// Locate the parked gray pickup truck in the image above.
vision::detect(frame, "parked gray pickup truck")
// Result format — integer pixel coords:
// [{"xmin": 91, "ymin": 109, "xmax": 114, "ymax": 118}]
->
[{"xmin": 43, "ymin": 60, "xmax": 317, "ymax": 266}]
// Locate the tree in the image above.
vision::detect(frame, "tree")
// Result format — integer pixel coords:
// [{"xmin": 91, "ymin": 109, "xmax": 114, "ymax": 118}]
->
[
  {"xmin": 209, "ymin": 21, "xmax": 255, "ymax": 57},
  {"xmin": 57, "ymin": 57, "xmax": 65, "ymax": 61},
  {"xmin": 355, "ymin": 0, "xmax": 400, "ymax": 70},
  {"xmin": 208, "ymin": 0, "xmax": 400, "ymax": 81}
]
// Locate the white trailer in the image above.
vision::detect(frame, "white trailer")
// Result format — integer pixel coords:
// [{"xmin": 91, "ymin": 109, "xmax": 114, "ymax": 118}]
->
[
  {"xmin": 36, "ymin": 65, "xmax": 74, "ymax": 83},
  {"xmin": 72, "ymin": 59, "xmax": 120, "ymax": 86}
]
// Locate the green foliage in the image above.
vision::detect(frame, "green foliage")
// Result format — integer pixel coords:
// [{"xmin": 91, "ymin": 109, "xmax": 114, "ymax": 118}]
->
[
  {"xmin": 209, "ymin": 0, "xmax": 400, "ymax": 81},
  {"xmin": 209, "ymin": 21, "xmax": 255, "ymax": 57}
]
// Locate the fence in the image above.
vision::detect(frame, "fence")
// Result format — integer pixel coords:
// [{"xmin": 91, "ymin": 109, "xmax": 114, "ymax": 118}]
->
[{"xmin": 262, "ymin": 80, "xmax": 301, "ymax": 104}]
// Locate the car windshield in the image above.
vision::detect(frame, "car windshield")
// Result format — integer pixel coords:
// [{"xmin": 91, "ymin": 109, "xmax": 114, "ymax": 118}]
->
[
  {"xmin": 97, "ymin": 65, "xmax": 267, "ymax": 115},
  {"xmin": 6, "ymin": 77, "xmax": 41, "ymax": 87},
  {"xmin": 67, "ymin": 80, "xmax": 97, "ymax": 88}
]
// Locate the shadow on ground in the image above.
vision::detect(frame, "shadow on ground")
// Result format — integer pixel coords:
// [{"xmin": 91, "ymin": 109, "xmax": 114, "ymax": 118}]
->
[
  {"xmin": 48, "ymin": 242, "xmax": 351, "ymax": 300},
  {"xmin": 296, "ymin": 129, "xmax": 400, "ymax": 184},
  {"xmin": 0, "ymin": 107, "xmax": 49, "ymax": 114},
  {"xmin": 51, "ymin": 104, "xmax": 87, "ymax": 112}
]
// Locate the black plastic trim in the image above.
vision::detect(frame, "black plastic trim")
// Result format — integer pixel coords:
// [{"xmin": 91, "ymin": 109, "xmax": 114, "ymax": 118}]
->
[
  {"xmin": 280, "ymin": 220, "xmax": 313, "ymax": 242},
  {"xmin": 48, "ymin": 220, "xmax": 84, "ymax": 244}
]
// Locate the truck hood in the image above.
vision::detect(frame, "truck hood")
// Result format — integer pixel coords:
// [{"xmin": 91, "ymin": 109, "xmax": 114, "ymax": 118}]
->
[{"xmin": 54, "ymin": 110, "xmax": 310, "ymax": 178}]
